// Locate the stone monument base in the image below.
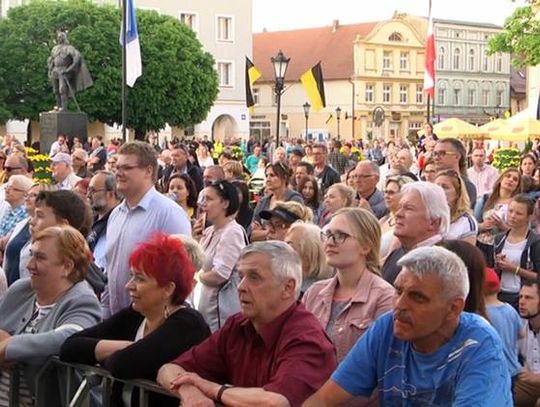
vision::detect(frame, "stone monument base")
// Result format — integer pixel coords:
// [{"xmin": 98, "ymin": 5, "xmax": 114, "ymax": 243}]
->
[{"xmin": 39, "ymin": 111, "xmax": 88, "ymax": 154}]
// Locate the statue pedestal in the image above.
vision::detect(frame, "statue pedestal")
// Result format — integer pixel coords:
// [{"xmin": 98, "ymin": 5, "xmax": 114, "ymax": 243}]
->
[{"xmin": 39, "ymin": 111, "xmax": 88, "ymax": 154}]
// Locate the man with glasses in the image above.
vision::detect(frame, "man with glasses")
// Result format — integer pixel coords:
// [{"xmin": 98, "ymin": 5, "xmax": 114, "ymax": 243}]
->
[
  {"xmin": 86, "ymin": 171, "xmax": 120, "ymax": 269},
  {"xmin": 354, "ymin": 161, "xmax": 388, "ymax": 219},
  {"xmin": 312, "ymin": 143, "xmax": 340, "ymax": 195},
  {"xmin": 304, "ymin": 246, "xmax": 511, "ymax": 406},
  {"xmin": 103, "ymin": 141, "xmax": 191, "ymax": 317},
  {"xmin": 433, "ymin": 138, "xmax": 477, "ymax": 207}
]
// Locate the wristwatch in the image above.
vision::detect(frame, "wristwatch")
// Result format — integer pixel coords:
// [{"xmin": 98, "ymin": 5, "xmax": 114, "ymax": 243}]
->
[{"xmin": 216, "ymin": 384, "xmax": 233, "ymax": 403}]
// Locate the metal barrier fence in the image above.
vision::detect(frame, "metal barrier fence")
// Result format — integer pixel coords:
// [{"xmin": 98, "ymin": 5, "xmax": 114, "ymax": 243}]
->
[{"xmin": 8, "ymin": 357, "xmax": 176, "ymax": 407}]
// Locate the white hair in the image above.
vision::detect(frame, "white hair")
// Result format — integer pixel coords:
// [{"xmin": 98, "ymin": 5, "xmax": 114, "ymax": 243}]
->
[
  {"xmin": 9, "ymin": 174, "xmax": 33, "ymax": 191},
  {"xmin": 397, "ymin": 246, "xmax": 470, "ymax": 299},
  {"xmin": 172, "ymin": 234, "xmax": 206, "ymax": 271},
  {"xmin": 239, "ymin": 241, "xmax": 303, "ymax": 298},
  {"xmin": 401, "ymin": 181, "xmax": 450, "ymax": 236}
]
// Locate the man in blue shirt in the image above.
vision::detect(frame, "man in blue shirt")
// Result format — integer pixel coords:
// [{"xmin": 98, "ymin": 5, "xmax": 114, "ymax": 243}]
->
[{"xmin": 303, "ymin": 246, "xmax": 512, "ymax": 407}]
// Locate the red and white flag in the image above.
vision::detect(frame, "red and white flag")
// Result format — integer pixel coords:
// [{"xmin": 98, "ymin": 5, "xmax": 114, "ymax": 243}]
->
[{"xmin": 423, "ymin": 1, "xmax": 435, "ymax": 98}]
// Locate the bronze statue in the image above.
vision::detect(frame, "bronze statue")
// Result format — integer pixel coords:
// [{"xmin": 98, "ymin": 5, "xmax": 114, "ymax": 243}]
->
[{"xmin": 48, "ymin": 30, "xmax": 93, "ymax": 111}]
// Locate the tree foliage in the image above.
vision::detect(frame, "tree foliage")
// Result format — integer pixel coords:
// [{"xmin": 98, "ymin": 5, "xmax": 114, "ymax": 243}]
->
[
  {"xmin": 488, "ymin": 4, "xmax": 540, "ymax": 67},
  {"xmin": 0, "ymin": 0, "xmax": 218, "ymax": 137}
]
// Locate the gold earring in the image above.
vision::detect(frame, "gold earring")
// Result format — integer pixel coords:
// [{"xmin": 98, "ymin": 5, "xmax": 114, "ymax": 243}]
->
[{"xmin": 164, "ymin": 304, "xmax": 170, "ymax": 318}]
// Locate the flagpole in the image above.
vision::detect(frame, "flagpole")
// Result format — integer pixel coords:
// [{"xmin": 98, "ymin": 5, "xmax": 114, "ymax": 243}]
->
[
  {"xmin": 427, "ymin": 95, "xmax": 431, "ymax": 123},
  {"xmin": 121, "ymin": 0, "xmax": 127, "ymax": 142}
]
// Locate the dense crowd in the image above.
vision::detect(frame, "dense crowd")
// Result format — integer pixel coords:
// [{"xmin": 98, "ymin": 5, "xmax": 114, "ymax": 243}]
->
[{"xmin": 0, "ymin": 125, "xmax": 538, "ymax": 406}]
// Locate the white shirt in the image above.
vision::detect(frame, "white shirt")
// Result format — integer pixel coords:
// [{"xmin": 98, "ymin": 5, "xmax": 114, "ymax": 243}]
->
[
  {"xmin": 446, "ymin": 213, "xmax": 478, "ymax": 240},
  {"xmin": 520, "ymin": 322, "xmax": 540, "ymax": 373},
  {"xmin": 500, "ymin": 239, "xmax": 527, "ymax": 293}
]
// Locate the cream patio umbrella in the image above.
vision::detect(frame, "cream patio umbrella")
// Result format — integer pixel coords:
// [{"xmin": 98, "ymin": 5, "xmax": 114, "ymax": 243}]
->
[
  {"xmin": 479, "ymin": 118, "xmax": 508, "ymax": 134},
  {"xmin": 431, "ymin": 118, "xmax": 487, "ymax": 139},
  {"xmin": 489, "ymin": 117, "xmax": 540, "ymax": 141}
]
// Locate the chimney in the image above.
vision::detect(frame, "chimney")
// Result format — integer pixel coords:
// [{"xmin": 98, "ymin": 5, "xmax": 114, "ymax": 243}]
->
[{"xmin": 332, "ymin": 19, "xmax": 339, "ymax": 33}]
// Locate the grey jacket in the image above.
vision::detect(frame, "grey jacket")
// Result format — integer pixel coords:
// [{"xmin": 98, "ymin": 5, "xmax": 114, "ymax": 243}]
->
[{"xmin": 0, "ymin": 278, "xmax": 101, "ymax": 401}]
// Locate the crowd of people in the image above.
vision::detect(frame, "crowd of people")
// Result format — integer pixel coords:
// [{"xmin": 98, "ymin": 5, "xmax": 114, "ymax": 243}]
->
[{"xmin": 0, "ymin": 126, "xmax": 538, "ymax": 406}]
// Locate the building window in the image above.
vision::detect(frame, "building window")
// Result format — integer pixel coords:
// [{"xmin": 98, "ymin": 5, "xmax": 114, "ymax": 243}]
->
[
  {"xmin": 468, "ymin": 49, "xmax": 475, "ymax": 71},
  {"xmin": 383, "ymin": 51, "xmax": 392, "ymax": 70},
  {"xmin": 468, "ymin": 89, "xmax": 476, "ymax": 105},
  {"xmin": 416, "ymin": 85, "xmax": 423, "ymax": 104},
  {"xmin": 180, "ymin": 12, "xmax": 198, "ymax": 33},
  {"xmin": 389, "ymin": 32, "xmax": 402, "ymax": 41},
  {"xmin": 217, "ymin": 61, "xmax": 233, "ymax": 86},
  {"xmin": 399, "ymin": 85, "xmax": 408, "ymax": 104},
  {"xmin": 365, "ymin": 83, "xmax": 374, "ymax": 103},
  {"xmin": 252, "ymin": 88, "xmax": 260, "ymax": 105},
  {"xmin": 438, "ymin": 87, "xmax": 446, "ymax": 105},
  {"xmin": 482, "ymin": 89, "xmax": 490, "ymax": 106},
  {"xmin": 250, "ymin": 120, "xmax": 271, "ymax": 142},
  {"xmin": 454, "ymin": 88, "xmax": 461, "ymax": 105},
  {"xmin": 453, "ymin": 48, "xmax": 461, "ymax": 70},
  {"xmin": 399, "ymin": 52, "xmax": 409, "ymax": 70},
  {"xmin": 383, "ymin": 84, "xmax": 391, "ymax": 103},
  {"xmin": 438, "ymin": 47, "xmax": 445, "ymax": 70},
  {"xmin": 482, "ymin": 51, "xmax": 489, "ymax": 71},
  {"xmin": 216, "ymin": 15, "xmax": 234, "ymax": 41},
  {"xmin": 497, "ymin": 90, "xmax": 504, "ymax": 106},
  {"xmin": 496, "ymin": 53, "xmax": 503, "ymax": 73}
]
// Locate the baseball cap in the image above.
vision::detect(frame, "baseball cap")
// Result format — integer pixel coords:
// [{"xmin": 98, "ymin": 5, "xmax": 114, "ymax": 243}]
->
[
  {"xmin": 260, "ymin": 206, "xmax": 301, "ymax": 224},
  {"xmin": 51, "ymin": 152, "xmax": 72, "ymax": 166},
  {"xmin": 484, "ymin": 267, "xmax": 500, "ymax": 294}
]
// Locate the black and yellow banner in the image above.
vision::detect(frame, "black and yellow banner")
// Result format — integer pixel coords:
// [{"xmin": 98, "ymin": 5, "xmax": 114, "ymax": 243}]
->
[
  {"xmin": 301, "ymin": 62, "xmax": 326, "ymax": 112},
  {"xmin": 245, "ymin": 57, "xmax": 262, "ymax": 112}
]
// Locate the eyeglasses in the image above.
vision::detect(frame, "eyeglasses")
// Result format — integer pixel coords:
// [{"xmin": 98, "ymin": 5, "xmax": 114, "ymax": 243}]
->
[
  {"xmin": 432, "ymin": 150, "xmax": 458, "ymax": 158},
  {"xmin": 6, "ymin": 185, "xmax": 26, "ymax": 193},
  {"xmin": 383, "ymin": 189, "xmax": 399, "ymax": 196},
  {"xmin": 4, "ymin": 167, "xmax": 22, "ymax": 172},
  {"xmin": 321, "ymin": 229, "xmax": 353, "ymax": 245},
  {"xmin": 116, "ymin": 164, "xmax": 140, "ymax": 173},
  {"xmin": 357, "ymin": 174, "xmax": 376, "ymax": 179},
  {"xmin": 88, "ymin": 187, "xmax": 107, "ymax": 195},
  {"xmin": 262, "ymin": 220, "xmax": 287, "ymax": 232}
]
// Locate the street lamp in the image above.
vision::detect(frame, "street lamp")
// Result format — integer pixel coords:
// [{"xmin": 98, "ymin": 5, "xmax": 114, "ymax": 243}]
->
[
  {"xmin": 271, "ymin": 50, "xmax": 290, "ymax": 146},
  {"xmin": 336, "ymin": 106, "xmax": 342, "ymax": 140},
  {"xmin": 303, "ymin": 102, "xmax": 311, "ymax": 141}
]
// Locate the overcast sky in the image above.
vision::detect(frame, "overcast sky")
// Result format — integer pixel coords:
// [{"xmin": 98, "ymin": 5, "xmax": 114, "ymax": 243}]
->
[{"xmin": 252, "ymin": 0, "xmax": 527, "ymax": 32}]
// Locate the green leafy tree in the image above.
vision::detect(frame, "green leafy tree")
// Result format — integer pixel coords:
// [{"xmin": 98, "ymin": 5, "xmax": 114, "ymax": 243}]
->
[
  {"xmin": 0, "ymin": 0, "xmax": 218, "ymax": 138},
  {"xmin": 488, "ymin": 4, "xmax": 540, "ymax": 67}
]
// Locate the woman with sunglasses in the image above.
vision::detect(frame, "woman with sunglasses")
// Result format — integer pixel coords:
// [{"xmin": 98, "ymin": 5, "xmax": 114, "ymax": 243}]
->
[
  {"xmin": 303, "ymin": 208, "xmax": 394, "ymax": 366},
  {"xmin": 193, "ymin": 180, "xmax": 246, "ymax": 332},
  {"xmin": 251, "ymin": 162, "xmax": 303, "ymax": 241},
  {"xmin": 379, "ymin": 175, "xmax": 415, "ymax": 258},
  {"xmin": 435, "ymin": 169, "xmax": 478, "ymax": 245},
  {"xmin": 475, "ymin": 168, "xmax": 521, "ymax": 261}
]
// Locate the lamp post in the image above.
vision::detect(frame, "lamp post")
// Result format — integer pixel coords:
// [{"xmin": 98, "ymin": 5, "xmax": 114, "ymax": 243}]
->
[
  {"xmin": 336, "ymin": 106, "xmax": 342, "ymax": 140},
  {"xmin": 303, "ymin": 102, "xmax": 311, "ymax": 141},
  {"xmin": 271, "ymin": 50, "xmax": 290, "ymax": 147}
]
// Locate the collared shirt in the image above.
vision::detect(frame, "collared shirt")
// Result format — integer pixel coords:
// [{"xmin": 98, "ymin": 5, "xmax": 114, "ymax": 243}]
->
[
  {"xmin": 102, "ymin": 187, "xmax": 191, "ymax": 317},
  {"xmin": 366, "ymin": 188, "xmax": 388, "ymax": 220},
  {"xmin": 56, "ymin": 172, "xmax": 82, "ymax": 190},
  {"xmin": 303, "ymin": 271, "xmax": 394, "ymax": 362},
  {"xmin": 174, "ymin": 302, "xmax": 337, "ymax": 407},
  {"xmin": 0, "ymin": 205, "xmax": 27, "ymax": 237},
  {"xmin": 467, "ymin": 164, "xmax": 499, "ymax": 199},
  {"xmin": 520, "ymin": 322, "xmax": 540, "ymax": 373}
]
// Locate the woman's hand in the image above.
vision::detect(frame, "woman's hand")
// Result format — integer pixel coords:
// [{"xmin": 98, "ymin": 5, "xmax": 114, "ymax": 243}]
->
[
  {"xmin": 192, "ymin": 216, "xmax": 205, "ymax": 240},
  {"xmin": 250, "ymin": 221, "xmax": 269, "ymax": 241},
  {"xmin": 94, "ymin": 339, "xmax": 133, "ymax": 363},
  {"xmin": 495, "ymin": 254, "xmax": 516, "ymax": 274},
  {"xmin": 489, "ymin": 213, "xmax": 507, "ymax": 230}
]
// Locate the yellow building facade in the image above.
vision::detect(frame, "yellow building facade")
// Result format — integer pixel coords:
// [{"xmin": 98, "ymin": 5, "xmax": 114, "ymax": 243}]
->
[{"xmin": 353, "ymin": 13, "xmax": 427, "ymax": 141}]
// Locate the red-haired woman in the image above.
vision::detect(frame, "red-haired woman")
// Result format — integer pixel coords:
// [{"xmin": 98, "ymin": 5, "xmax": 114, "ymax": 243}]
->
[{"xmin": 60, "ymin": 233, "xmax": 210, "ymax": 405}]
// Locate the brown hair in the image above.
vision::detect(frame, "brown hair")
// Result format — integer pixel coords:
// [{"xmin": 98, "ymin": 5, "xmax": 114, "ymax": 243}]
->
[
  {"xmin": 484, "ymin": 168, "xmax": 521, "ymax": 213},
  {"xmin": 118, "ymin": 141, "xmax": 159, "ymax": 181}
]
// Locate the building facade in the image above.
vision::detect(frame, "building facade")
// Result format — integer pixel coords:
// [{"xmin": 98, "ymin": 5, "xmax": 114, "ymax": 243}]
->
[
  {"xmin": 433, "ymin": 19, "xmax": 511, "ymax": 124},
  {"xmin": 353, "ymin": 12, "xmax": 427, "ymax": 141},
  {"xmin": 1, "ymin": 0, "xmax": 252, "ymax": 141}
]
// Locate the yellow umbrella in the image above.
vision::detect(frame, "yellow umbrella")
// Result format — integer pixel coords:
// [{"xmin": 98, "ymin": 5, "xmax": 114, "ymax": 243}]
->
[
  {"xmin": 479, "ymin": 118, "xmax": 508, "ymax": 134},
  {"xmin": 489, "ymin": 117, "xmax": 540, "ymax": 141},
  {"xmin": 434, "ymin": 118, "xmax": 487, "ymax": 139}
]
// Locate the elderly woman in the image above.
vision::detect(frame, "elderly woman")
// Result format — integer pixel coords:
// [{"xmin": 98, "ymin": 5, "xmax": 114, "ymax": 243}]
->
[
  {"xmin": 251, "ymin": 162, "xmax": 303, "ymax": 241},
  {"xmin": 0, "ymin": 175, "xmax": 33, "ymax": 238},
  {"xmin": 2, "ymin": 183, "xmax": 56, "ymax": 287},
  {"xmin": 0, "ymin": 226, "xmax": 101, "ymax": 405},
  {"xmin": 303, "ymin": 208, "xmax": 394, "ymax": 364},
  {"xmin": 435, "ymin": 169, "xmax": 478, "ymax": 245},
  {"xmin": 192, "ymin": 180, "xmax": 247, "ymax": 332},
  {"xmin": 60, "ymin": 233, "xmax": 210, "ymax": 406},
  {"xmin": 260, "ymin": 201, "xmax": 312, "ymax": 241},
  {"xmin": 285, "ymin": 222, "xmax": 333, "ymax": 295}
]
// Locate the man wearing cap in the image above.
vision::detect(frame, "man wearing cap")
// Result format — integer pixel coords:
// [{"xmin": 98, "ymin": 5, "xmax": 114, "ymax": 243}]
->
[
  {"xmin": 303, "ymin": 246, "xmax": 512, "ymax": 406},
  {"xmin": 51, "ymin": 152, "xmax": 81, "ymax": 190},
  {"xmin": 514, "ymin": 280, "xmax": 540, "ymax": 406},
  {"xmin": 259, "ymin": 204, "xmax": 301, "ymax": 241},
  {"xmin": 158, "ymin": 241, "xmax": 336, "ymax": 406}
]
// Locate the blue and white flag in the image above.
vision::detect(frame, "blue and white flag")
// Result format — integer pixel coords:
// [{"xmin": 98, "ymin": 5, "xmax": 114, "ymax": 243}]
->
[{"xmin": 120, "ymin": 0, "xmax": 142, "ymax": 87}]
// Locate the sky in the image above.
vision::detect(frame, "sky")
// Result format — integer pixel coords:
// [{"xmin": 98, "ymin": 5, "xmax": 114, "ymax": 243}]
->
[{"xmin": 252, "ymin": 0, "xmax": 527, "ymax": 33}]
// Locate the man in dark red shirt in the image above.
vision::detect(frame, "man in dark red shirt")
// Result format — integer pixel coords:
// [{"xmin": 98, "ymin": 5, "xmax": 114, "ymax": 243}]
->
[{"xmin": 157, "ymin": 241, "xmax": 337, "ymax": 407}]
